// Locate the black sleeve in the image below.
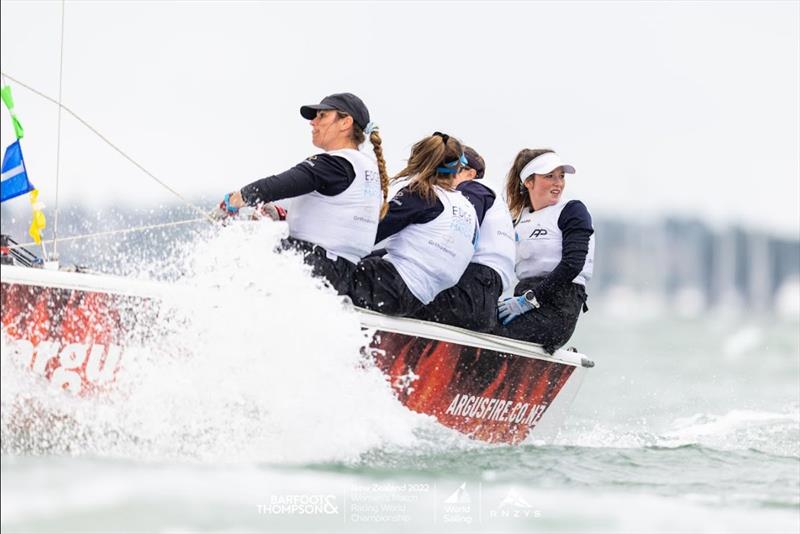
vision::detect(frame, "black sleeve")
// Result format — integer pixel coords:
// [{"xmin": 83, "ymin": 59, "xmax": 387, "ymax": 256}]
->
[
  {"xmin": 531, "ymin": 200, "xmax": 593, "ymax": 304},
  {"xmin": 239, "ymin": 153, "xmax": 355, "ymax": 205},
  {"xmin": 456, "ymin": 181, "xmax": 495, "ymax": 225},
  {"xmin": 375, "ymin": 187, "xmax": 444, "ymax": 243}
]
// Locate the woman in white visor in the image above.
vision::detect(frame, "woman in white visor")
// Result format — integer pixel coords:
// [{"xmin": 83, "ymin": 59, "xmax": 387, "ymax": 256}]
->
[{"xmin": 494, "ymin": 149, "xmax": 595, "ymax": 354}]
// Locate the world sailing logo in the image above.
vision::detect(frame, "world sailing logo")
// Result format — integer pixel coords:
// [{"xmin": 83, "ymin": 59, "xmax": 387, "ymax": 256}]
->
[
  {"xmin": 442, "ymin": 482, "xmax": 474, "ymax": 525},
  {"xmin": 444, "ymin": 482, "xmax": 471, "ymax": 504}
]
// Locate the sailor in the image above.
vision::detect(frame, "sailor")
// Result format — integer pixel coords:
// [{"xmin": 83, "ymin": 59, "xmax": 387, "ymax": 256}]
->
[
  {"xmin": 494, "ymin": 149, "xmax": 594, "ymax": 354},
  {"xmin": 221, "ymin": 93, "xmax": 389, "ymax": 294},
  {"xmin": 346, "ymin": 132, "xmax": 480, "ymax": 317},
  {"xmin": 412, "ymin": 146, "xmax": 516, "ymax": 332}
]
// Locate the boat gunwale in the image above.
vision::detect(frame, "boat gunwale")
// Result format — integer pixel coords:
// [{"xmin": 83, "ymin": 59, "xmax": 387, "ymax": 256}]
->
[{"xmin": 0, "ymin": 265, "xmax": 593, "ymax": 368}]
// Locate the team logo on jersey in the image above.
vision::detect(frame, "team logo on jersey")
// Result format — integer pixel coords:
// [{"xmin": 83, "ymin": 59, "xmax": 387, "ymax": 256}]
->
[
  {"xmin": 450, "ymin": 205, "xmax": 475, "ymax": 241},
  {"xmin": 363, "ymin": 169, "xmax": 380, "ymax": 197},
  {"xmin": 529, "ymin": 228, "xmax": 548, "ymax": 238},
  {"xmin": 498, "ymin": 230, "xmax": 515, "ymax": 241}
]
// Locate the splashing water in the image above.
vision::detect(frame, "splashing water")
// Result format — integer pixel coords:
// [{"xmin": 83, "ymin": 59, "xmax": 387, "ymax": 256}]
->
[
  {"xmin": 1, "ymin": 221, "xmax": 429, "ymax": 463},
  {"xmin": 2, "ymin": 220, "xmax": 799, "ymax": 533}
]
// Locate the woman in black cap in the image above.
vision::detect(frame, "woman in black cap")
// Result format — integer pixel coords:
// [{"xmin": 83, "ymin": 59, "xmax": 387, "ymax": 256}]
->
[
  {"xmin": 346, "ymin": 133, "xmax": 481, "ymax": 317},
  {"xmin": 411, "ymin": 146, "xmax": 516, "ymax": 332},
  {"xmin": 494, "ymin": 148, "xmax": 595, "ymax": 354},
  {"xmin": 221, "ymin": 93, "xmax": 389, "ymax": 294}
]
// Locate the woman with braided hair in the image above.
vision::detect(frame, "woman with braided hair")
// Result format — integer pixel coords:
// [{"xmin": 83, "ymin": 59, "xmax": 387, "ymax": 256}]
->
[
  {"xmin": 221, "ymin": 92, "xmax": 389, "ymax": 294},
  {"xmin": 346, "ymin": 132, "xmax": 480, "ymax": 317}
]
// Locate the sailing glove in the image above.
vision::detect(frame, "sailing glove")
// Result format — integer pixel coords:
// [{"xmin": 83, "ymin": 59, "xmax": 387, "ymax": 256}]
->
[
  {"xmin": 255, "ymin": 202, "xmax": 287, "ymax": 221},
  {"xmin": 497, "ymin": 290, "xmax": 540, "ymax": 325},
  {"xmin": 211, "ymin": 193, "xmax": 240, "ymax": 222},
  {"xmin": 223, "ymin": 193, "xmax": 240, "ymax": 214}
]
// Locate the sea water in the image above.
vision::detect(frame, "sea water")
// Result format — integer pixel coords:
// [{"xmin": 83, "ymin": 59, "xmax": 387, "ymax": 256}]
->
[{"xmin": 1, "ymin": 222, "xmax": 798, "ymax": 533}]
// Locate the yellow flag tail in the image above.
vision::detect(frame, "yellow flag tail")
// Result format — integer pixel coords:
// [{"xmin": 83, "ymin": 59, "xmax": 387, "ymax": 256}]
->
[{"xmin": 28, "ymin": 189, "xmax": 47, "ymax": 245}]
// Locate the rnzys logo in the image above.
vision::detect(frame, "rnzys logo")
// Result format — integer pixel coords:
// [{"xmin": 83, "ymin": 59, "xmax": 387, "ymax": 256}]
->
[
  {"xmin": 528, "ymin": 228, "xmax": 548, "ymax": 238},
  {"xmin": 489, "ymin": 488, "xmax": 541, "ymax": 520}
]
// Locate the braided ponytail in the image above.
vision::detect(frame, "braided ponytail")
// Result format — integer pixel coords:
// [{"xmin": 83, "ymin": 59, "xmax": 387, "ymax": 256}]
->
[
  {"xmin": 369, "ymin": 130, "xmax": 390, "ymax": 219},
  {"xmin": 342, "ymin": 116, "xmax": 388, "ymax": 219}
]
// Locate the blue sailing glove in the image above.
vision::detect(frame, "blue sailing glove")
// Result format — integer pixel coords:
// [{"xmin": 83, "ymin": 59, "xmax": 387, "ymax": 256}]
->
[
  {"xmin": 211, "ymin": 193, "xmax": 240, "ymax": 222},
  {"xmin": 223, "ymin": 193, "xmax": 240, "ymax": 214},
  {"xmin": 497, "ymin": 291, "xmax": 539, "ymax": 325}
]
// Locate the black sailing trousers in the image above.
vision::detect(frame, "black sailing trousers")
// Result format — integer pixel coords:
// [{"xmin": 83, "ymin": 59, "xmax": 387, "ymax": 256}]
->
[
  {"xmin": 347, "ymin": 257, "xmax": 424, "ymax": 317},
  {"xmin": 280, "ymin": 237, "xmax": 356, "ymax": 296},
  {"xmin": 411, "ymin": 262, "xmax": 502, "ymax": 333},
  {"xmin": 281, "ymin": 238, "xmax": 423, "ymax": 316},
  {"xmin": 492, "ymin": 276, "xmax": 587, "ymax": 354}
]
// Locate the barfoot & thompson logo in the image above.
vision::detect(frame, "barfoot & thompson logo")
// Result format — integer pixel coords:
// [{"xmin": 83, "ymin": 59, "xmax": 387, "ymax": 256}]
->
[{"xmin": 258, "ymin": 494, "xmax": 339, "ymax": 515}]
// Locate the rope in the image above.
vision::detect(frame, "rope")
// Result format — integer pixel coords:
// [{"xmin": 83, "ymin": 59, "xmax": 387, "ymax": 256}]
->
[
  {"xmin": 0, "ymin": 72, "xmax": 216, "ymax": 224},
  {"xmin": 52, "ymin": 0, "xmax": 67, "ymax": 259},
  {"xmin": 6, "ymin": 217, "xmax": 209, "ymax": 250}
]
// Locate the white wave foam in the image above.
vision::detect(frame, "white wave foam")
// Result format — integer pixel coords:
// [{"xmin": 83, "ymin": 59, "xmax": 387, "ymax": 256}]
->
[
  {"xmin": 659, "ymin": 408, "xmax": 800, "ymax": 456},
  {"xmin": 553, "ymin": 407, "xmax": 800, "ymax": 456},
  {"xmin": 2, "ymin": 221, "xmax": 429, "ymax": 463}
]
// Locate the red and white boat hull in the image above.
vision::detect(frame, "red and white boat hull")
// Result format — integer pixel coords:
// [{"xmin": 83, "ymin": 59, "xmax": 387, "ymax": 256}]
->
[{"xmin": 1, "ymin": 265, "xmax": 592, "ymax": 445}]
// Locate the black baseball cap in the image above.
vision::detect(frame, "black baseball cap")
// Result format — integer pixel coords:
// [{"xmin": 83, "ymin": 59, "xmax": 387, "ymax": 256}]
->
[
  {"xmin": 300, "ymin": 93, "xmax": 370, "ymax": 130},
  {"xmin": 463, "ymin": 146, "xmax": 485, "ymax": 179}
]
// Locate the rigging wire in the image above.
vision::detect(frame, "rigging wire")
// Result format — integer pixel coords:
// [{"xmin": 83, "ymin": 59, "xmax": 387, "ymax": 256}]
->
[
  {"xmin": 6, "ymin": 216, "xmax": 209, "ymax": 250},
  {"xmin": 0, "ymin": 72, "xmax": 217, "ymax": 224},
  {"xmin": 52, "ymin": 0, "xmax": 67, "ymax": 260}
]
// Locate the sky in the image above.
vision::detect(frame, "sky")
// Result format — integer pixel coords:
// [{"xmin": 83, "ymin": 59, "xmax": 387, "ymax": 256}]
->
[{"xmin": 1, "ymin": 0, "xmax": 798, "ymax": 236}]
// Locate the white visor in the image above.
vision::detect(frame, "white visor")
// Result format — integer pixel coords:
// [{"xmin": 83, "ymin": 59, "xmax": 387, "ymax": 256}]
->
[{"xmin": 519, "ymin": 152, "xmax": 576, "ymax": 183}]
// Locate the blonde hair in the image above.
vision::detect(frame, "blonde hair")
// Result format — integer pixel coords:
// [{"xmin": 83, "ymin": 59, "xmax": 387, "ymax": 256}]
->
[
  {"xmin": 392, "ymin": 133, "xmax": 464, "ymax": 203},
  {"xmin": 337, "ymin": 111, "xmax": 389, "ymax": 219},
  {"xmin": 505, "ymin": 148, "xmax": 554, "ymax": 220}
]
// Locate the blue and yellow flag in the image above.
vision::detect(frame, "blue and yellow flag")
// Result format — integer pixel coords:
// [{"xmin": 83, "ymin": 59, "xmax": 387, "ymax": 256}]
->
[
  {"xmin": 1, "ymin": 84, "xmax": 46, "ymax": 245},
  {"xmin": 28, "ymin": 188, "xmax": 46, "ymax": 244},
  {"xmin": 1, "ymin": 140, "xmax": 35, "ymax": 202}
]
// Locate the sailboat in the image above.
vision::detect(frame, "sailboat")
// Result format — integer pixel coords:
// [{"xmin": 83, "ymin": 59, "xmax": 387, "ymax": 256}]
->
[
  {"xmin": 1, "ymin": 261, "xmax": 593, "ymax": 445},
  {"xmin": 0, "ymin": 21, "xmax": 593, "ymax": 445}
]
